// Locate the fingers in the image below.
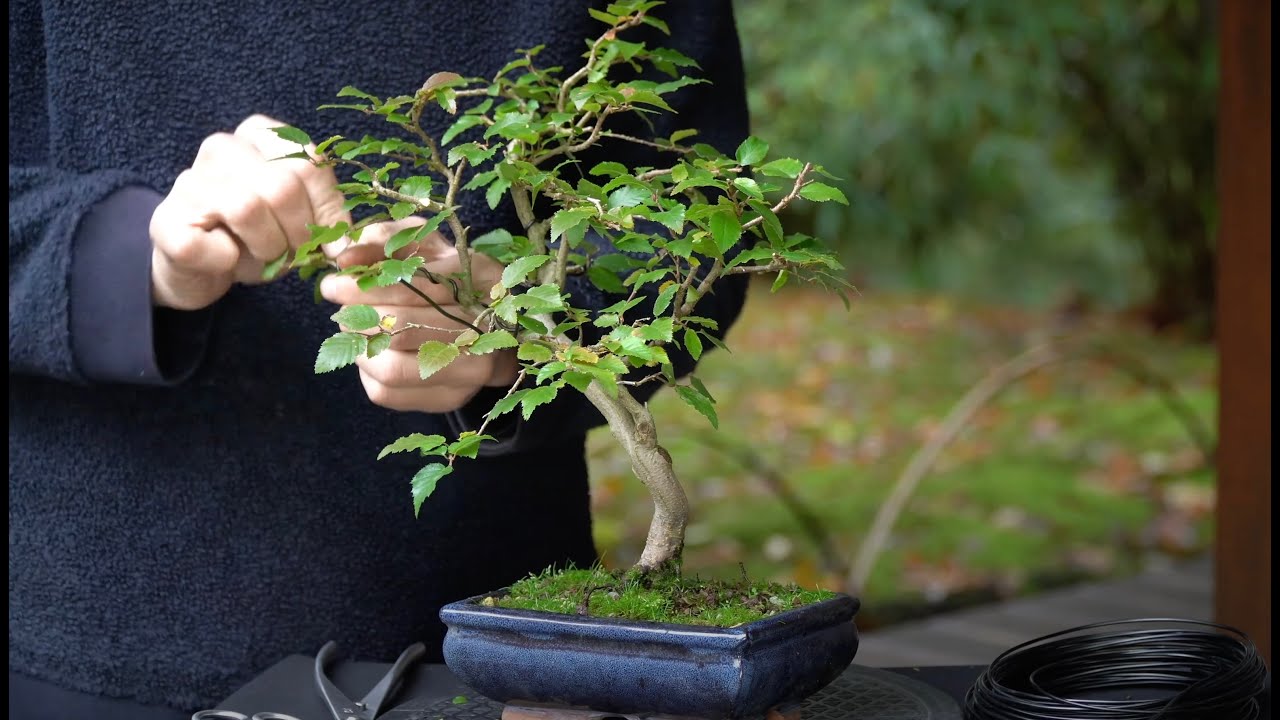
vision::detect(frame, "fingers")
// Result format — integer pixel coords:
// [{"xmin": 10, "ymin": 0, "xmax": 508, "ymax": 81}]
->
[
  {"xmin": 328, "ymin": 216, "xmax": 452, "ymax": 266},
  {"xmin": 355, "ymin": 350, "xmax": 495, "ymax": 413},
  {"xmin": 235, "ymin": 114, "xmax": 350, "ymax": 228}
]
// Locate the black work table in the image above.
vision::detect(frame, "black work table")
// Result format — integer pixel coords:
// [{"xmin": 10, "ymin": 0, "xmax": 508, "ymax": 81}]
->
[{"xmin": 217, "ymin": 656, "xmax": 1271, "ymax": 720}]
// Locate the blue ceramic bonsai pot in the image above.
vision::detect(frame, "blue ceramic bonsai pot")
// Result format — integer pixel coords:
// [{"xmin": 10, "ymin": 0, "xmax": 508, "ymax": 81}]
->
[{"xmin": 439, "ymin": 591, "xmax": 860, "ymax": 719}]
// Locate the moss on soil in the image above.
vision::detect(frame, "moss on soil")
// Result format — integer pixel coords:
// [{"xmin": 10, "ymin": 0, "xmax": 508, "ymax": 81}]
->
[{"xmin": 487, "ymin": 566, "xmax": 838, "ymax": 627}]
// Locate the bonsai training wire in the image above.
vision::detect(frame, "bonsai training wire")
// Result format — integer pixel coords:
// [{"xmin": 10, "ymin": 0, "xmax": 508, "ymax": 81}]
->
[{"xmin": 962, "ymin": 617, "xmax": 1268, "ymax": 719}]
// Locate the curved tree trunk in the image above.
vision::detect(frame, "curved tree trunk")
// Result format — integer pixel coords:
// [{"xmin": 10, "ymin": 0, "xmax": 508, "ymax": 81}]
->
[{"xmin": 585, "ymin": 381, "xmax": 688, "ymax": 572}]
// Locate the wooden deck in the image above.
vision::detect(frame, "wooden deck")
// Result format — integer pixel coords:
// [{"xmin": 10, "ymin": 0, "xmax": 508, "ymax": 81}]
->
[{"xmin": 855, "ymin": 555, "xmax": 1214, "ymax": 667}]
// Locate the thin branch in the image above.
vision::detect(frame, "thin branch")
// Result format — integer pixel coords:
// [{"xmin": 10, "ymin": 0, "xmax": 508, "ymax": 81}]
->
[
  {"xmin": 535, "ymin": 108, "xmax": 615, "ymax": 164},
  {"xmin": 741, "ymin": 163, "xmax": 812, "ymax": 233},
  {"xmin": 677, "ymin": 258, "xmax": 724, "ymax": 318},
  {"xmin": 475, "ymin": 369, "xmax": 528, "ymax": 439},
  {"xmin": 396, "ymin": 278, "xmax": 484, "ymax": 335},
  {"xmin": 599, "ymin": 131, "xmax": 693, "ymax": 155},
  {"xmin": 725, "ymin": 262, "xmax": 786, "ymax": 276}
]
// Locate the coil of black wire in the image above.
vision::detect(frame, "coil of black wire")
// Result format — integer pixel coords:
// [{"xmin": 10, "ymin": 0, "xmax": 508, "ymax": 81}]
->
[{"xmin": 963, "ymin": 618, "xmax": 1269, "ymax": 719}]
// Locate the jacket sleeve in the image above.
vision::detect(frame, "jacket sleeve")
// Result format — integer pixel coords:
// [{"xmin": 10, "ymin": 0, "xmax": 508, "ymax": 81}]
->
[
  {"xmin": 446, "ymin": 0, "xmax": 751, "ymax": 453},
  {"xmin": 8, "ymin": 1, "xmax": 211, "ymax": 386}
]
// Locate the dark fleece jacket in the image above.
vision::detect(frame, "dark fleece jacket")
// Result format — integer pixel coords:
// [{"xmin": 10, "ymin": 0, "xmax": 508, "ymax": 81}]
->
[{"xmin": 8, "ymin": 0, "xmax": 749, "ymax": 709}]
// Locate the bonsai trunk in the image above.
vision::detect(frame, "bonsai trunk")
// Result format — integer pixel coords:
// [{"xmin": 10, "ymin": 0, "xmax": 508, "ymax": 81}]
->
[{"xmin": 584, "ymin": 381, "xmax": 687, "ymax": 572}]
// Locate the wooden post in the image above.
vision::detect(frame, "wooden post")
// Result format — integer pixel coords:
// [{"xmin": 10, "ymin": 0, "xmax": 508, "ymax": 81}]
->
[{"xmin": 1215, "ymin": 0, "xmax": 1271, "ymax": 668}]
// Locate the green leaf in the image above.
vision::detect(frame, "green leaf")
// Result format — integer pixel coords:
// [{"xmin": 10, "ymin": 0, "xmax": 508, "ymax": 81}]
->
[
  {"xmin": 442, "ymin": 115, "xmax": 486, "ymax": 145},
  {"xmin": 417, "ymin": 341, "xmax": 460, "ymax": 379},
  {"xmin": 411, "ymin": 464, "xmax": 453, "ymax": 516},
  {"xmin": 469, "ymin": 330, "xmax": 518, "ymax": 355},
  {"xmin": 732, "ymin": 177, "xmax": 764, "ymax": 200},
  {"xmin": 486, "ymin": 178, "xmax": 512, "ymax": 209},
  {"xmin": 607, "ymin": 185, "xmax": 650, "ymax": 210},
  {"xmin": 757, "ymin": 158, "xmax": 804, "ymax": 179},
  {"xmin": 375, "ymin": 257, "xmax": 426, "ymax": 286},
  {"xmin": 448, "ymin": 142, "xmax": 498, "ymax": 167},
  {"xmin": 383, "ymin": 221, "xmax": 430, "ymax": 258},
  {"xmin": 272, "ymin": 126, "xmax": 312, "ymax": 146},
  {"xmin": 771, "ymin": 269, "xmax": 790, "ymax": 293},
  {"xmin": 448, "ymin": 433, "xmax": 494, "ymax": 459},
  {"xmin": 485, "ymin": 389, "xmax": 529, "ymax": 420},
  {"xmin": 684, "ymin": 329, "xmax": 703, "ymax": 361},
  {"xmin": 601, "ymin": 297, "xmax": 645, "ymax": 315},
  {"xmin": 653, "ymin": 283, "xmax": 679, "ymax": 316},
  {"xmin": 735, "ymin": 136, "xmax": 769, "ymax": 166},
  {"xmin": 330, "ymin": 304, "xmax": 380, "ymax": 331},
  {"xmin": 262, "ymin": 250, "xmax": 289, "ymax": 281},
  {"xmin": 518, "ymin": 315, "xmax": 550, "ymax": 334},
  {"xmin": 517, "ymin": 343, "xmax": 553, "ymax": 363},
  {"xmin": 520, "ymin": 385, "xmax": 559, "ymax": 420},
  {"xmin": 799, "ymin": 182, "xmax": 849, "ymax": 205},
  {"xmin": 398, "ymin": 176, "xmax": 433, "ymax": 200},
  {"xmin": 590, "ymin": 161, "xmax": 630, "ymax": 177},
  {"xmin": 367, "ymin": 333, "xmax": 392, "ymax": 358},
  {"xmin": 637, "ymin": 317, "xmax": 674, "ymax": 342},
  {"xmin": 588, "ymin": 265, "xmax": 627, "ymax": 294},
  {"xmin": 337, "ymin": 85, "xmax": 378, "ymax": 101},
  {"xmin": 649, "ymin": 206, "xmax": 685, "ymax": 234},
  {"xmin": 452, "ymin": 329, "xmax": 480, "ymax": 348},
  {"xmin": 378, "ymin": 433, "xmax": 447, "ymax": 460},
  {"xmin": 315, "ymin": 332, "xmax": 368, "ymax": 374},
  {"xmin": 747, "ymin": 201, "xmax": 785, "ymax": 248},
  {"xmin": 675, "ymin": 385, "xmax": 719, "ymax": 428},
  {"xmin": 389, "ymin": 201, "xmax": 417, "ymax": 221},
  {"xmin": 550, "ymin": 208, "xmax": 594, "ymax": 240},
  {"xmin": 471, "ymin": 228, "xmax": 514, "ymax": 259},
  {"xmin": 709, "ymin": 210, "xmax": 743, "ymax": 254},
  {"xmin": 501, "ymin": 255, "xmax": 552, "ymax": 288},
  {"xmin": 517, "ymin": 284, "xmax": 566, "ymax": 313}
]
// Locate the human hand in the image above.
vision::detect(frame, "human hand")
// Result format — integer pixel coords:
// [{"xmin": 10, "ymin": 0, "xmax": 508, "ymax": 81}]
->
[
  {"xmin": 149, "ymin": 114, "xmax": 350, "ymax": 310},
  {"xmin": 319, "ymin": 217, "xmax": 518, "ymax": 413}
]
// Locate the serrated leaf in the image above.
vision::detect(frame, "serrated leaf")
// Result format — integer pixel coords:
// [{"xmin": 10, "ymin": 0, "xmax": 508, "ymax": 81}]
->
[
  {"xmin": 448, "ymin": 433, "xmax": 494, "ymax": 459},
  {"xmin": 709, "ymin": 210, "xmax": 742, "ymax": 254},
  {"xmin": 330, "ymin": 304, "xmax": 380, "ymax": 331},
  {"xmin": 607, "ymin": 185, "xmax": 650, "ymax": 210},
  {"xmin": 550, "ymin": 208, "xmax": 594, "ymax": 240},
  {"xmin": 375, "ymin": 257, "xmax": 425, "ymax": 286},
  {"xmin": 337, "ymin": 85, "xmax": 378, "ymax": 101},
  {"xmin": 653, "ymin": 283, "xmax": 679, "ymax": 316},
  {"xmin": 272, "ymin": 126, "xmax": 312, "ymax": 146},
  {"xmin": 735, "ymin": 136, "xmax": 768, "ymax": 166},
  {"xmin": 517, "ymin": 343, "xmax": 553, "ymax": 363},
  {"xmin": 471, "ymin": 228, "xmax": 514, "ymax": 259},
  {"xmin": 378, "ymin": 433, "xmax": 447, "ymax": 460},
  {"xmin": 367, "ymin": 333, "xmax": 392, "ymax": 358},
  {"xmin": 757, "ymin": 158, "xmax": 804, "ymax": 179},
  {"xmin": 799, "ymin": 182, "xmax": 849, "ymax": 205},
  {"xmin": 383, "ymin": 221, "xmax": 430, "ymax": 258},
  {"xmin": 649, "ymin": 206, "xmax": 685, "ymax": 233},
  {"xmin": 601, "ymin": 297, "xmax": 645, "ymax": 315},
  {"xmin": 636, "ymin": 317, "xmax": 674, "ymax": 342},
  {"xmin": 453, "ymin": 329, "xmax": 480, "ymax": 348},
  {"xmin": 412, "ymin": 464, "xmax": 453, "ymax": 516},
  {"xmin": 485, "ymin": 389, "xmax": 529, "ymax": 420},
  {"xmin": 442, "ymin": 115, "xmax": 486, "ymax": 145},
  {"xmin": 501, "ymin": 255, "xmax": 552, "ymax": 288},
  {"xmin": 518, "ymin": 315, "xmax": 550, "ymax": 334},
  {"xmin": 675, "ymin": 385, "xmax": 718, "ymax": 428},
  {"xmin": 520, "ymin": 385, "xmax": 558, "ymax": 420},
  {"xmin": 315, "ymin": 332, "xmax": 368, "ymax": 374},
  {"xmin": 417, "ymin": 341, "xmax": 460, "ymax": 379},
  {"xmin": 389, "ymin": 202, "xmax": 417, "ymax": 221},
  {"xmin": 732, "ymin": 177, "xmax": 764, "ymax": 200},
  {"xmin": 517, "ymin": 284, "xmax": 565, "ymax": 313},
  {"xmin": 469, "ymin": 331, "xmax": 518, "ymax": 355},
  {"xmin": 398, "ymin": 176, "xmax": 433, "ymax": 200},
  {"xmin": 685, "ymin": 329, "xmax": 703, "ymax": 361}
]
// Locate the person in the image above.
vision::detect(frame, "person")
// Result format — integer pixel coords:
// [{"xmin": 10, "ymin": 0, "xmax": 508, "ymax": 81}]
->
[{"xmin": 8, "ymin": 1, "xmax": 751, "ymax": 717}]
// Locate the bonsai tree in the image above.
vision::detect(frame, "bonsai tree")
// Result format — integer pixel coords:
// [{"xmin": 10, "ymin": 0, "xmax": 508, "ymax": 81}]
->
[{"xmin": 272, "ymin": 0, "xmax": 847, "ymax": 580}]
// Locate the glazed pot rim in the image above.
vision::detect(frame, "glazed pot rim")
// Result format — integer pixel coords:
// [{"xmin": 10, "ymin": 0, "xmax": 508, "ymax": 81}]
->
[{"xmin": 440, "ymin": 589, "xmax": 860, "ymax": 649}]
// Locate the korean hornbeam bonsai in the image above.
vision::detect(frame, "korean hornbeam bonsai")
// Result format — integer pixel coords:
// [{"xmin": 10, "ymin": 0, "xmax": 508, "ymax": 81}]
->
[{"xmin": 272, "ymin": 0, "xmax": 849, "ymax": 607}]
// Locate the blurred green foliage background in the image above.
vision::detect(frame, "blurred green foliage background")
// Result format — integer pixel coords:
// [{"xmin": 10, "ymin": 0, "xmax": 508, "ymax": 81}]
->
[{"xmin": 735, "ymin": 0, "xmax": 1216, "ymax": 331}]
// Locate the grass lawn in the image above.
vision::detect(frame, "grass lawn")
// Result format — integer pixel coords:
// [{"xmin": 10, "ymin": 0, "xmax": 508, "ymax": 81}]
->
[{"xmin": 585, "ymin": 281, "xmax": 1216, "ymax": 628}]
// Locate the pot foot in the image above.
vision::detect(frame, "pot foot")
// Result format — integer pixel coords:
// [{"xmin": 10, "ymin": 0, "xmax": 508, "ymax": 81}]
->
[{"xmin": 502, "ymin": 702, "xmax": 802, "ymax": 720}]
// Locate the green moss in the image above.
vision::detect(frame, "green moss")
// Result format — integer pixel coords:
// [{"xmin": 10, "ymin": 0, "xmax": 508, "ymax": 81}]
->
[{"xmin": 490, "ymin": 566, "xmax": 838, "ymax": 627}]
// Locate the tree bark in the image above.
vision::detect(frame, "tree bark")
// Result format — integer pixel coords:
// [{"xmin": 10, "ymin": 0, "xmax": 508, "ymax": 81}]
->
[{"xmin": 584, "ymin": 381, "xmax": 688, "ymax": 571}]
